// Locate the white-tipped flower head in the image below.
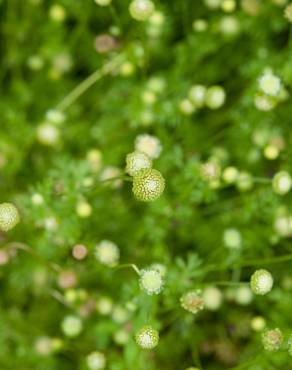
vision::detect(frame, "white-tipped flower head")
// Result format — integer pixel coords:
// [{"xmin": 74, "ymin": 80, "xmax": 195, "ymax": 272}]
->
[
  {"xmin": 132, "ymin": 168, "xmax": 165, "ymax": 202},
  {"xmin": 126, "ymin": 151, "xmax": 152, "ymax": 176},
  {"xmin": 258, "ymin": 71, "xmax": 282, "ymax": 97},
  {"xmin": 129, "ymin": 0, "xmax": 155, "ymax": 21},
  {"xmin": 0, "ymin": 203, "xmax": 20, "ymax": 232},
  {"xmin": 95, "ymin": 240, "xmax": 120, "ymax": 266},
  {"xmin": 250, "ymin": 269, "xmax": 273, "ymax": 295},
  {"xmin": 179, "ymin": 99, "xmax": 196, "ymax": 115},
  {"xmin": 37, "ymin": 123, "xmax": 60, "ymax": 146},
  {"xmin": 139, "ymin": 268, "xmax": 164, "ymax": 295},
  {"xmin": 285, "ymin": 3, "xmax": 292, "ymax": 22},
  {"xmin": 188, "ymin": 85, "xmax": 207, "ymax": 108},
  {"xmin": 234, "ymin": 285, "xmax": 253, "ymax": 305},
  {"xmin": 202, "ymin": 286, "xmax": 223, "ymax": 311},
  {"xmin": 135, "ymin": 134, "xmax": 162, "ymax": 159},
  {"xmin": 86, "ymin": 351, "xmax": 106, "ymax": 370},
  {"xmin": 205, "ymin": 86, "xmax": 226, "ymax": 109},
  {"xmin": 61, "ymin": 315, "xmax": 83, "ymax": 338},
  {"xmin": 180, "ymin": 290, "xmax": 204, "ymax": 314},
  {"xmin": 272, "ymin": 171, "xmax": 292, "ymax": 195},
  {"xmin": 262, "ymin": 328, "xmax": 283, "ymax": 351},
  {"xmin": 254, "ymin": 93, "xmax": 276, "ymax": 111},
  {"xmin": 135, "ymin": 325, "xmax": 159, "ymax": 349},
  {"xmin": 201, "ymin": 161, "xmax": 221, "ymax": 181},
  {"xmin": 223, "ymin": 228, "xmax": 242, "ymax": 249}
]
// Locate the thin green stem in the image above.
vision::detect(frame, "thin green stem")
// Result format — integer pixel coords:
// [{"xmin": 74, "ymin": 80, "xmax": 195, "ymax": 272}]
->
[
  {"xmin": 114, "ymin": 263, "xmax": 140, "ymax": 275},
  {"xmin": 56, "ymin": 54, "xmax": 124, "ymax": 112}
]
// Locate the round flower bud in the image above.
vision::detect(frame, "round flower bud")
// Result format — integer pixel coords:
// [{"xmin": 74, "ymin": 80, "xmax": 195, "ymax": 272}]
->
[
  {"xmin": 0, "ymin": 203, "xmax": 20, "ymax": 232},
  {"xmin": 222, "ymin": 166, "xmax": 239, "ymax": 184},
  {"xmin": 204, "ymin": 0, "xmax": 221, "ymax": 9},
  {"xmin": 284, "ymin": 4, "xmax": 292, "ymax": 22},
  {"xmin": 95, "ymin": 240, "xmax": 120, "ymax": 266},
  {"xmin": 188, "ymin": 85, "xmax": 207, "ymax": 108},
  {"xmin": 221, "ymin": 0, "xmax": 236, "ymax": 12},
  {"xmin": 201, "ymin": 161, "xmax": 221, "ymax": 181},
  {"xmin": 114, "ymin": 329, "xmax": 130, "ymax": 345},
  {"xmin": 31, "ymin": 193, "xmax": 44, "ymax": 205},
  {"xmin": 251, "ymin": 316, "xmax": 266, "ymax": 332},
  {"xmin": 150, "ymin": 263, "xmax": 167, "ymax": 277},
  {"xmin": 180, "ymin": 290, "xmax": 204, "ymax": 314},
  {"xmin": 147, "ymin": 76, "xmax": 166, "ymax": 93},
  {"xmin": 126, "ymin": 151, "xmax": 152, "ymax": 176},
  {"xmin": 100, "ymin": 166, "xmax": 122, "ymax": 188},
  {"xmin": 76, "ymin": 201, "xmax": 92, "ymax": 218},
  {"xmin": 179, "ymin": 99, "xmax": 196, "ymax": 115},
  {"xmin": 58, "ymin": 270, "xmax": 77, "ymax": 290},
  {"xmin": 135, "ymin": 325, "xmax": 159, "ymax": 349},
  {"xmin": 250, "ymin": 269, "xmax": 273, "ymax": 295},
  {"xmin": 129, "ymin": 0, "xmax": 155, "ymax": 21},
  {"xmin": 223, "ymin": 228, "xmax": 242, "ymax": 250},
  {"xmin": 264, "ymin": 145, "xmax": 279, "ymax": 160},
  {"xmin": 262, "ymin": 328, "xmax": 283, "ymax": 351},
  {"xmin": 258, "ymin": 71, "xmax": 281, "ymax": 97},
  {"xmin": 234, "ymin": 285, "xmax": 253, "ymax": 305},
  {"xmin": 96, "ymin": 296, "xmax": 113, "ymax": 315},
  {"xmin": 193, "ymin": 19, "xmax": 208, "ymax": 32},
  {"xmin": 72, "ymin": 244, "xmax": 88, "ymax": 260},
  {"xmin": 37, "ymin": 123, "xmax": 60, "ymax": 146},
  {"xmin": 61, "ymin": 315, "xmax": 83, "ymax": 338},
  {"xmin": 139, "ymin": 268, "xmax": 164, "ymax": 295},
  {"xmin": 49, "ymin": 4, "xmax": 66, "ymax": 22},
  {"xmin": 94, "ymin": 0, "xmax": 111, "ymax": 6},
  {"xmin": 219, "ymin": 16, "xmax": 240, "ymax": 35},
  {"xmin": 132, "ymin": 168, "xmax": 165, "ymax": 202},
  {"xmin": 272, "ymin": 171, "xmax": 292, "ymax": 195},
  {"xmin": 112, "ymin": 305, "xmax": 129, "ymax": 324},
  {"xmin": 34, "ymin": 336, "xmax": 53, "ymax": 356},
  {"xmin": 254, "ymin": 93, "xmax": 276, "ymax": 111},
  {"xmin": 119, "ymin": 61, "xmax": 136, "ymax": 76},
  {"xmin": 202, "ymin": 286, "xmax": 223, "ymax": 311},
  {"xmin": 45, "ymin": 109, "xmax": 65, "ymax": 125},
  {"xmin": 86, "ymin": 351, "xmax": 106, "ymax": 370},
  {"xmin": 236, "ymin": 171, "xmax": 254, "ymax": 191},
  {"xmin": 205, "ymin": 86, "xmax": 226, "ymax": 109},
  {"xmin": 135, "ymin": 134, "xmax": 162, "ymax": 159}
]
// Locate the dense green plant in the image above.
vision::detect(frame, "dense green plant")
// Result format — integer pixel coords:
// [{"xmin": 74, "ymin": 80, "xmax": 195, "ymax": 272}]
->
[{"xmin": 0, "ymin": 0, "xmax": 292, "ymax": 369}]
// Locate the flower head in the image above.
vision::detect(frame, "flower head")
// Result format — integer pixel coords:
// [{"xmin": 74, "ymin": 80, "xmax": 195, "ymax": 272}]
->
[
  {"xmin": 180, "ymin": 290, "xmax": 204, "ymax": 314},
  {"xmin": 262, "ymin": 328, "xmax": 283, "ymax": 351},
  {"xmin": 202, "ymin": 286, "xmax": 223, "ymax": 311},
  {"xmin": 37, "ymin": 123, "xmax": 60, "ymax": 146},
  {"xmin": 129, "ymin": 0, "xmax": 155, "ymax": 21},
  {"xmin": 250, "ymin": 269, "xmax": 273, "ymax": 295},
  {"xmin": 125, "ymin": 151, "xmax": 152, "ymax": 176},
  {"xmin": 95, "ymin": 240, "xmax": 120, "ymax": 266},
  {"xmin": 284, "ymin": 3, "xmax": 292, "ymax": 22},
  {"xmin": 205, "ymin": 86, "xmax": 226, "ymax": 109},
  {"xmin": 0, "ymin": 203, "xmax": 20, "ymax": 232},
  {"xmin": 135, "ymin": 325, "xmax": 159, "ymax": 349},
  {"xmin": 258, "ymin": 71, "xmax": 282, "ymax": 97},
  {"xmin": 135, "ymin": 134, "xmax": 162, "ymax": 159},
  {"xmin": 223, "ymin": 228, "xmax": 242, "ymax": 249},
  {"xmin": 86, "ymin": 351, "xmax": 106, "ymax": 370},
  {"xmin": 272, "ymin": 171, "xmax": 292, "ymax": 195},
  {"xmin": 132, "ymin": 168, "xmax": 165, "ymax": 202},
  {"xmin": 188, "ymin": 85, "xmax": 207, "ymax": 108},
  {"xmin": 61, "ymin": 315, "xmax": 83, "ymax": 338},
  {"xmin": 139, "ymin": 268, "xmax": 164, "ymax": 295},
  {"xmin": 94, "ymin": 0, "xmax": 111, "ymax": 6}
]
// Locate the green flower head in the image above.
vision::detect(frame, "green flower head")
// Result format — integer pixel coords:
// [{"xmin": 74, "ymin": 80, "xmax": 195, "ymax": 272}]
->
[
  {"xmin": 132, "ymin": 168, "xmax": 165, "ymax": 202},
  {"xmin": 135, "ymin": 325, "xmax": 159, "ymax": 349},
  {"xmin": 0, "ymin": 203, "xmax": 20, "ymax": 232}
]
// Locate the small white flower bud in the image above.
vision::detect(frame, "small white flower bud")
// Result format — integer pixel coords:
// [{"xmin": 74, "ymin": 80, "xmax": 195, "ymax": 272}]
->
[
  {"xmin": 250, "ymin": 269, "xmax": 273, "ymax": 295},
  {"xmin": 61, "ymin": 315, "xmax": 83, "ymax": 338},
  {"xmin": 205, "ymin": 86, "xmax": 226, "ymax": 109},
  {"xmin": 0, "ymin": 203, "xmax": 20, "ymax": 232},
  {"xmin": 129, "ymin": 0, "xmax": 155, "ymax": 21},
  {"xmin": 258, "ymin": 71, "xmax": 281, "ymax": 97},
  {"xmin": 180, "ymin": 290, "xmax": 204, "ymax": 314},
  {"xmin": 139, "ymin": 268, "xmax": 164, "ymax": 295},
  {"xmin": 272, "ymin": 171, "xmax": 292, "ymax": 195},
  {"xmin": 135, "ymin": 325, "xmax": 159, "ymax": 349},
  {"xmin": 202, "ymin": 286, "xmax": 223, "ymax": 311},
  {"xmin": 135, "ymin": 134, "xmax": 162, "ymax": 159},
  {"xmin": 37, "ymin": 123, "xmax": 60, "ymax": 146},
  {"xmin": 125, "ymin": 151, "xmax": 152, "ymax": 176},
  {"xmin": 223, "ymin": 228, "xmax": 242, "ymax": 250},
  {"xmin": 94, "ymin": 0, "xmax": 111, "ymax": 6},
  {"xmin": 86, "ymin": 351, "xmax": 106, "ymax": 370},
  {"xmin": 251, "ymin": 316, "xmax": 266, "ymax": 332},
  {"xmin": 95, "ymin": 240, "xmax": 120, "ymax": 266}
]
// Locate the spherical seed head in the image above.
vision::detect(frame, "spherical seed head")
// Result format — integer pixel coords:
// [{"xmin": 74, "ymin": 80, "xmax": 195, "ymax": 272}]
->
[
  {"xmin": 61, "ymin": 315, "xmax": 82, "ymax": 338},
  {"xmin": 125, "ymin": 151, "xmax": 152, "ymax": 176},
  {"xmin": 95, "ymin": 240, "xmax": 120, "ymax": 266},
  {"xmin": 205, "ymin": 86, "xmax": 226, "ymax": 109},
  {"xmin": 0, "ymin": 203, "xmax": 20, "ymax": 232},
  {"xmin": 250, "ymin": 269, "xmax": 273, "ymax": 295},
  {"xmin": 284, "ymin": 4, "xmax": 292, "ymax": 22},
  {"xmin": 272, "ymin": 171, "xmax": 292, "ymax": 195},
  {"xmin": 86, "ymin": 351, "xmax": 106, "ymax": 370},
  {"xmin": 132, "ymin": 168, "xmax": 165, "ymax": 202},
  {"xmin": 258, "ymin": 72, "xmax": 281, "ymax": 97},
  {"xmin": 135, "ymin": 325, "xmax": 159, "ymax": 349},
  {"xmin": 139, "ymin": 268, "xmax": 164, "ymax": 295},
  {"xmin": 129, "ymin": 0, "xmax": 155, "ymax": 21},
  {"xmin": 223, "ymin": 228, "xmax": 242, "ymax": 249},
  {"xmin": 180, "ymin": 290, "xmax": 204, "ymax": 314},
  {"xmin": 262, "ymin": 328, "xmax": 283, "ymax": 351},
  {"xmin": 135, "ymin": 134, "xmax": 162, "ymax": 159}
]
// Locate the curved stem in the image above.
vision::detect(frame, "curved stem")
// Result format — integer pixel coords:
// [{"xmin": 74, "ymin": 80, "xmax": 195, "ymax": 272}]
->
[{"xmin": 114, "ymin": 263, "xmax": 140, "ymax": 275}]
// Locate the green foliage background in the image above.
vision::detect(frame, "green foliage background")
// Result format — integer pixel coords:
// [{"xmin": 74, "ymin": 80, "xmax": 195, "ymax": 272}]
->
[{"xmin": 0, "ymin": 0, "xmax": 291, "ymax": 369}]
